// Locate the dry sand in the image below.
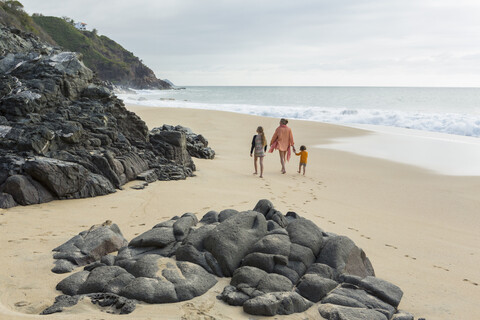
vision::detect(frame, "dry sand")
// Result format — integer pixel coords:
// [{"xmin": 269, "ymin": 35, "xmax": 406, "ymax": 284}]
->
[{"xmin": 0, "ymin": 105, "xmax": 479, "ymax": 320}]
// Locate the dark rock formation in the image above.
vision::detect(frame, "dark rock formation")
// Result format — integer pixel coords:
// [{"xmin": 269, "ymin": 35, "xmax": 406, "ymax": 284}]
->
[
  {"xmin": 42, "ymin": 200, "xmax": 413, "ymax": 319},
  {"xmin": 52, "ymin": 221, "xmax": 128, "ymax": 273},
  {"xmin": 0, "ymin": 25, "xmax": 214, "ymax": 208},
  {"xmin": 154, "ymin": 125, "xmax": 215, "ymax": 160}
]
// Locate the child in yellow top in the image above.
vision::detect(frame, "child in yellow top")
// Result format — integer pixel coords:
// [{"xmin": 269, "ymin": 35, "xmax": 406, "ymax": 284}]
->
[{"xmin": 294, "ymin": 145, "xmax": 308, "ymax": 175}]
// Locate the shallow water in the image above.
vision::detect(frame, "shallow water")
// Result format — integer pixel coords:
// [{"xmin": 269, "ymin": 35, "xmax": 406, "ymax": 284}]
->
[{"xmin": 317, "ymin": 125, "xmax": 480, "ymax": 176}]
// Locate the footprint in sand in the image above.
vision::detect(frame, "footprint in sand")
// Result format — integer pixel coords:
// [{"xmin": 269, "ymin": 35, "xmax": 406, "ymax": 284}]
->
[
  {"xmin": 433, "ymin": 265, "xmax": 450, "ymax": 272},
  {"xmin": 385, "ymin": 244, "xmax": 398, "ymax": 249},
  {"xmin": 347, "ymin": 227, "xmax": 359, "ymax": 232},
  {"xmin": 404, "ymin": 255, "xmax": 417, "ymax": 260},
  {"xmin": 138, "ymin": 223, "xmax": 146, "ymax": 226},
  {"xmin": 360, "ymin": 235, "xmax": 371, "ymax": 240},
  {"xmin": 202, "ymin": 207, "xmax": 211, "ymax": 210},
  {"xmin": 328, "ymin": 220, "xmax": 336, "ymax": 224},
  {"xmin": 14, "ymin": 301, "xmax": 30, "ymax": 308},
  {"xmin": 463, "ymin": 279, "xmax": 479, "ymax": 286},
  {"xmin": 181, "ymin": 301, "xmax": 216, "ymax": 320}
]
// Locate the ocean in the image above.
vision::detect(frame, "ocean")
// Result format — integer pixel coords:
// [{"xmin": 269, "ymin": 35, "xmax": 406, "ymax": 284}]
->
[
  {"xmin": 117, "ymin": 86, "xmax": 480, "ymax": 138},
  {"xmin": 118, "ymin": 86, "xmax": 480, "ymax": 175}
]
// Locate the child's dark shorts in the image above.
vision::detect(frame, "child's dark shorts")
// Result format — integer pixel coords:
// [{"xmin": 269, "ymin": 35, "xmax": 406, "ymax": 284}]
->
[{"xmin": 300, "ymin": 163, "xmax": 306, "ymax": 167}]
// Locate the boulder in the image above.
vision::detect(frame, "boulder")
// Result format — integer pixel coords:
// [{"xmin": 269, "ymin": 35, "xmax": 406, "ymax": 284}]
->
[
  {"xmin": 296, "ymin": 274, "xmax": 338, "ymax": 302},
  {"xmin": 0, "ymin": 192, "xmax": 16, "ymax": 208},
  {"xmin": 325, "ymin": 284, "xmax": 396, "ymax": 319},
  {"xmin": 287, "ymin": 218, "xmax": 324, "ymax": 257},
  {"xmin": 52, "ymin": 222, "xmax": 128, "ymax": 273},
  {"xmin": 204, "ymin": 211, "xmax": 268, "ymax": 276},
  {"xmin": 318, "ymin": 303, "xmax": 388, "ymax": 320},
  {"xmin": 23, "ymin": 157, "xmax": 115, "ymax": 199},
  {"xmin": 1, "ymin": 174, "xmax": 54, "ymax": 205},
  {"xmin": 317, "ymin": 235, "xmax": 375, "ymax": 279},
  {"xmin": 356, "ymin": 276, "xmax": 404, "ymax": 308},
  {"xmin": 44, "ymin": 200, "xmax": 412, "ymax": 317},
  {"xmin": 199, "ymin": 210, "xmax": 219, "ymax": 224},
  {"xmin": 252, "ymin": 199, "xmax": 274, "ymax": 216},
  {"xmin": 243, "ymin": 292, "xmax": 313, "ymax": 316},
  {"xmin": 128, "ymin": 227, "xmax": 176, "ymax": 248}
]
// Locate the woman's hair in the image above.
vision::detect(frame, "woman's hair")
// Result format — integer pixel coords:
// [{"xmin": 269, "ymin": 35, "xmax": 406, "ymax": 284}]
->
[
  {"xmin": 257, "ymin": 126, "xmax": 267, "ymax": 146},
  {"xmin": 300, "ymin": 145, "xmax": 306, "ymax": 151},
  {"xmin": 280, "ymin": 118, "xmax": 288, "ymax": 125}
]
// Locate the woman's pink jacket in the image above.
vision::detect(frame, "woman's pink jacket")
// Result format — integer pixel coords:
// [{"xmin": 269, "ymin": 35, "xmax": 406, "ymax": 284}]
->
[{"xmin": 270, "ymin": 125, "xmax": 294, "ymax": 152}]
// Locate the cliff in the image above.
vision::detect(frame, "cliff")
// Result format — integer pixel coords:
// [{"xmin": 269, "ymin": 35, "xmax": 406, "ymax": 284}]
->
[
  {"xmin": 0, "ymin": 1, "xmax": 171, "ymax": 89},
  {"xmin": 32, "ymin": 16, "xmax": 171, "ymax": 89}
]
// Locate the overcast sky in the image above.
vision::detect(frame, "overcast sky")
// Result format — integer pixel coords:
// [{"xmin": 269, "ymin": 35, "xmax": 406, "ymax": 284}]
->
[{"xmin": 19, "ymin": 0, "xmax": 480, "ymax": 87}]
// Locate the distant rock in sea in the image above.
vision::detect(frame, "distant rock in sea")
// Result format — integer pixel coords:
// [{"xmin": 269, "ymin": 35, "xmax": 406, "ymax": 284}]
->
[
  {"xmin": 0, "ymin": 24, "xmax": 214, "ymax": 208},
  {"xmin": 42, "ymin": 199, "xmax": 414, "ymax": 320}
]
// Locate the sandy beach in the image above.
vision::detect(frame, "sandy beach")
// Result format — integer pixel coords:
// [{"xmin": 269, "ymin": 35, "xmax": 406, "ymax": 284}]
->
[{"xmin": 0, "ymin": 105, "xmax": 479, "ymax": 320}]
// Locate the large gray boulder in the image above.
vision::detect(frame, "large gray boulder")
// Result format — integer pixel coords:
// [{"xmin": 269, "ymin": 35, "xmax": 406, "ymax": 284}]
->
[
  {"xmin": 149, "ymin": 128, "xmax": 195, "ymax": 171},
  {"xmin": 287, "ymin": 218, "xmax": 324, "ymax": 257},
  {"xmin": 0, "ymin": 191, "xmax": 17, "ymax": 208},
  {"xmin": 357, "ymin": 276, "xmax": 404, "ymax": 308},
  {"xmin": 45, "ymin": 200, "xmax": 412, "ymax": 317},
  {"xmin": 155, "ymin": 124, "xmax": 215, "ymax": 160},
  {"xmin": 317, "ymin": 235, "xmax": 375, "ymax": 279},
  {"xmin": 324, "ymin": 284, "xmax": 396, "ymax": 319},
  {"xmin": 295, "ymin": 274, "xmax": 338, "ymax": 302},
  {"xmin": 52, "ymin": 222, "xmax": 128, "ymax": 273},
  {"xmin": 318, "ymin": 303, "xmax": 388, "ymax": 320},
  {"xmin": 204, "ymin": 211, "xmax": 268, "ymax": 276},
  {"xmin": 24, "ymin": 157, "xmax": 115, "ymax": 199},
  {"xmin": 243, "ymin": 292, "xmax": 313, "ymax": 316},
  {"xmin": 55, "ymin": 257, "xmax": 217, "ymax": 305},
  {"xmin": 1, "ymin": 174, "xmax": 54, "ymax": 205}
]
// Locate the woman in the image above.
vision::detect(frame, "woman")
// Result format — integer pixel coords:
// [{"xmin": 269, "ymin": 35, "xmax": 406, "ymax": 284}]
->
[{"xmin": 269, "ymin": 118, "xmax": 294, "ymax": 174}]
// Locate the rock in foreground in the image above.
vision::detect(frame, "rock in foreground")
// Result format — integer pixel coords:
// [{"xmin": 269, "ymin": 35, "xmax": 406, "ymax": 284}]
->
[{"xmin": 42, "ymin": 200, "xmax": 413, "ymax": 319}]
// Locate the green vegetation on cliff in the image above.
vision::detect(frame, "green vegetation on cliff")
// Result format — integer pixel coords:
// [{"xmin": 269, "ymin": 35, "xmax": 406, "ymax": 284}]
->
[
  {"xmin": 0, "ymin": 0, "xmax": 54, "ymax": 43},
  {"xmin": 0, "ymin": 0, "xmax": 170, "ymax": 89},
  {"xmin": 32, "ymin": 15, "xmax": 169, "ymax": 88}
]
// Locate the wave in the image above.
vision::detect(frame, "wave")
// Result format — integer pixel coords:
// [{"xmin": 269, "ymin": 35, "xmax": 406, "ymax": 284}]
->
[{"xmin": 117, "ymin": 92, "xmax": 480, "ymax": 138}]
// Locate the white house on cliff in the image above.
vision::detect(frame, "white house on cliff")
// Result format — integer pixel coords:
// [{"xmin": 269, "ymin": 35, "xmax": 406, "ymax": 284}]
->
[{"xmin": 74, "ymin": 22, "xmax": 87, "ymax": 31}]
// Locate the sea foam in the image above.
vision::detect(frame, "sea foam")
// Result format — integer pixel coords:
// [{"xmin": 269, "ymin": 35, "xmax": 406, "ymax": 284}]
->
[{"xmin": 117, "ymin": 88, "xmax": 480, "ymax": 138}]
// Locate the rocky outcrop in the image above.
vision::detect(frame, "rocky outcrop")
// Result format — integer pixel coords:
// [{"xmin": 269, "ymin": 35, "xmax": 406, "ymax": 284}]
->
[
  {"xmin": 0, "ymin": 25, "xmax": 213, "ymax": 208},
  {"xmin": 42, "ymin": 200, "xmax": 414, "ymax": 319},
  {"xmin": 52, "ymin": 221, "xmax": 128, "ymax": 273},
  {"xmin": 154, "ymin": 125, "xmax": 215, "ymax": 160}
]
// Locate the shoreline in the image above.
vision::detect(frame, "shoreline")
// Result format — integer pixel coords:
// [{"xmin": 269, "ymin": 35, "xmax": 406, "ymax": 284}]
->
[{"xmin": 0, "ymin": 106, "xmax": 478, "ymax": 319}]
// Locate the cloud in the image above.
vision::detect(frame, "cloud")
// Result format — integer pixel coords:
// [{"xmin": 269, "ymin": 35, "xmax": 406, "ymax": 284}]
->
[{"xmin": 19, "ymin": 0, "xmax": 480, "ymax": 86}]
